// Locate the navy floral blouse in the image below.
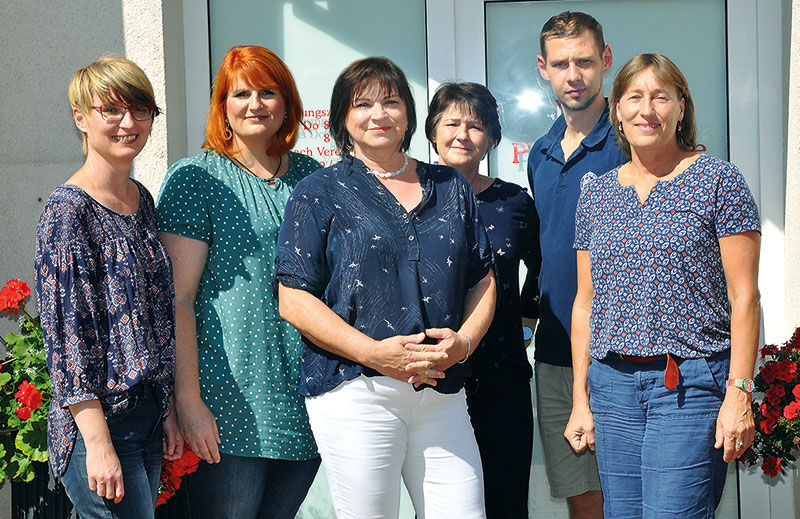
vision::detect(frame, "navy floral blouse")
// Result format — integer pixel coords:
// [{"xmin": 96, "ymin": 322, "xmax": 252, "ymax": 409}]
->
[
  {"xmin": 274, "ymin": 156, "xmax": 493, "ymax": 396},
  {"xmin": 468, "ymin": 179, "xmax": 539, "ymax": 386},
  {"xmin": 574, "ymin": 155, "xmax": 760, "ymax": 360},
  {"xmin": 35, "ymin": 181, "xmax": 175, "ymax": 477}
]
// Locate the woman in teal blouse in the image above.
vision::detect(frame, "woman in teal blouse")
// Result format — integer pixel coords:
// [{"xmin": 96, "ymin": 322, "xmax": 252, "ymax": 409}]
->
[{"xmin": 156, "ymin": 45, "xmax": 320, "ymax": 519}]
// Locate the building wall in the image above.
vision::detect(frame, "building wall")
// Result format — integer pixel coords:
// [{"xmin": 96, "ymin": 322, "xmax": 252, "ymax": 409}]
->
[
  {"xmin": 786, "ymin": 0, "xmax": 800, "ymax": 334},
  {"xmin": 0, "ymin": 0, "xmax": 187, "ymax": 334}
]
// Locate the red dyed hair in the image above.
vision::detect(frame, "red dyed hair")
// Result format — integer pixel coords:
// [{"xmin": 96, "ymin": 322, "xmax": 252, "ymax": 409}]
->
[{"xmin": 203, "ymin": 46, "xmax": 302, "ymax": 157}]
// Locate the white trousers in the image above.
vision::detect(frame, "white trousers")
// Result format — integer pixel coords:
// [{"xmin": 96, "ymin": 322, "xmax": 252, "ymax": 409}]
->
[{"xmin": 305, "ymin": 375, "xmax": 486, "ymax": 519}]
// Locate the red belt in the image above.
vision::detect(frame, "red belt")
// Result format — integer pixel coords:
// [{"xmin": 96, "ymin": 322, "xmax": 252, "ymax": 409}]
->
[{"xmin": 616, "ymin": 352, "xmax": 680, "ymax": 390}]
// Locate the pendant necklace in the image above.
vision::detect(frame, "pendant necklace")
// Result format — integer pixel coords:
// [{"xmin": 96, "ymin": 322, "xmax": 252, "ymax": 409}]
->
[{"xmin": 231, "ymin": 155, "xmax": 283, "ymax": 183}]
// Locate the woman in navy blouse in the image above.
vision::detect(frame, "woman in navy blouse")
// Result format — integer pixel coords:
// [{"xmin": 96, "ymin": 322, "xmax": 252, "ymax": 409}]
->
[
  {"xmin": 425, "ymin": 82, "xmax": 539, "ymax": 519},
  {"xmin": 34, "ymin": 55, "xmax": 180, "ymax": 518},
  {"xmin": 275, "ymin": 57, "xmax": 496, "ymax": 518},
  {"xmin": 565, "ymin": 54, "xmax": 761, "ymax": 518}
]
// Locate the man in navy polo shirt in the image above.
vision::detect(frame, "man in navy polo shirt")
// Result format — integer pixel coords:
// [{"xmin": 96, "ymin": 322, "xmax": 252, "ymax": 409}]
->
[{"xmin": 527, "ymin": 11, "xmax": 625, "ymax": 519}]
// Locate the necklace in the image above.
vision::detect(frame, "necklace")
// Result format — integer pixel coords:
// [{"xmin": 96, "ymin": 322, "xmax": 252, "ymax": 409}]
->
[
  {"xmin": 367, "ymin": 154, "xmax": 409, "ymax": 179},
  {"xmin": 231, "ymin": 155, "xmax": 283, "ymax": 182}
]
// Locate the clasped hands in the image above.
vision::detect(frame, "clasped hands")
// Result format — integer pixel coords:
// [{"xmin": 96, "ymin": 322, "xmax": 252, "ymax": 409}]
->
[{"xmin": 370, "ymin": 328, "xmax": 469, "ymax": 388}]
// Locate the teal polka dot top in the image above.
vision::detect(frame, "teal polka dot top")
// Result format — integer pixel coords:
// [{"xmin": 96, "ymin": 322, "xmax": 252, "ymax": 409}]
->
[{"xmin": 156, "ymin": 150, "xmax": 320, "ymax": 460}]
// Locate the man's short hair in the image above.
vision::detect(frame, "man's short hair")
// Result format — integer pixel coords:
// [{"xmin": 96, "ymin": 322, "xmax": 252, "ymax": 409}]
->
[{"xmin": 539, "ymin": 11, "xmax": 605, "ymax": 59}]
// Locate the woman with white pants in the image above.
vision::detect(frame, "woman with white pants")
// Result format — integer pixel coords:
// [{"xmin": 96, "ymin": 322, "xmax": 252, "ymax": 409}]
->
[{"xmin": 275, "ymin": 56, "xmax": 496, "ymax": 519}]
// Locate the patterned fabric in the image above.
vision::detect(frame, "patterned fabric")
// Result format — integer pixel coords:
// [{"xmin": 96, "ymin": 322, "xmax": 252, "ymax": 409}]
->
[
  {"xmin": 156, "ymin": 150, "xmax": 319, "ymax": 460},
  {"xmin": 468, "ymin": 179, "xmax": 538, "ymax": 384},
  {"xmin": 34, "ymin": 181, "xmax": 175, "ymax": 477},
  {"xmin": 274, "ymin": 155, "xmax": 493, "ymax": 397},
  {"xmin": 527, "ymin": 102, "xmax": 626, "ymax": 366},
  {"xmin": 574, "ymin": 155, "xmax": 761, "ymax": 359}
]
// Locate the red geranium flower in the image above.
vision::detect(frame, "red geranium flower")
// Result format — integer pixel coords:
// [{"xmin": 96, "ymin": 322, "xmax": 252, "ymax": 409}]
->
[
  {"xmin": 793, "ymin": 384, "xmax": 800, "ymax": 402},
  {"xmin": 784, "ymin": 401, "xmax": 800, "ymax": 420},
  {"xmin": 762, "ymin": 456, "xmax": 782, "ymax": 477},
  {"xmin": 14, "ymin": 380, "xmax": 42, "ymax": 411},
  {"xmin": 759, "ymin": 418, "xmax": 776, "ymax": 434},
  {"xmin": 15, "ymin": 406, "xmax": 31, "ymax": 420},
  {"xmin": 6, "ymin": 279, "xmax": 31, "ymax": 299},
  {"xmin": 765, "ymin": 384, "xmax": 786, "ymax": 405}
]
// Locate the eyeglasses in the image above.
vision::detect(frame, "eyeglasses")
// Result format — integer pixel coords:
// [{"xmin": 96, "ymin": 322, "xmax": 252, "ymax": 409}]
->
[{"xmin": 91, "ymin": 104, "xmax": 155, "ymax": 122}]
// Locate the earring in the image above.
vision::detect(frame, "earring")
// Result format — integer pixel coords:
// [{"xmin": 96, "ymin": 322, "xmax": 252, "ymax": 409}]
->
[
  {"xmin": 677, "ymin": 120, "xmax": 683, "ymax": 133},
  {"xmin": 224, "ymin": 119, "xmax": 233, "ymax": 140},
  {"xmin": 617, "ymin": 122, "xmax": 624, "ymax": 135},
  {"xmin": 283, "ymin": 112, "xmax": 288, "ymax": 122}
]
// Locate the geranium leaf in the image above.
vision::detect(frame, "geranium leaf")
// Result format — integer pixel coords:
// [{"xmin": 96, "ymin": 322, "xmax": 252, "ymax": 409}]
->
[{"xmin": 15, "ymin": 420, "xmax": 48, "ymax": 462}]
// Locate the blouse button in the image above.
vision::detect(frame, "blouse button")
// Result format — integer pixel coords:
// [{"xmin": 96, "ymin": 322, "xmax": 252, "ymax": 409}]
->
[{"xmin": 408, "ymin": 236, "xmax": 415, "ymax": 241}]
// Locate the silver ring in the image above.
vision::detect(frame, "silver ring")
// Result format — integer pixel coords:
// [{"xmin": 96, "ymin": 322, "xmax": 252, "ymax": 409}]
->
[{"xmin": 735, "ymin": 440, "xmax": 744, "ymax": 449}]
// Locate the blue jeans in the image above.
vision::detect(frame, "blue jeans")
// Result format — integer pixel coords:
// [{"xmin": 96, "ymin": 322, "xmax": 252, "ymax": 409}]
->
[
  {"xmin": 185, "ymin": 451, "xmax": 321, "ymax": 519},
  {"xmin": 61, "ymin": 384, "xmax": 163, "ymax": 519},
  {"xmin": 588, "ymin": 351, "xmax": 730, "ymax": 519}
]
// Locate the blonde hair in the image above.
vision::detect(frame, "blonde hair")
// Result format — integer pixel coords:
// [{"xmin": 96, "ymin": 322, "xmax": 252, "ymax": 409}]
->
[{"xmin": 68, "ymin": 54, "xmax": 160, "ymax": 153}]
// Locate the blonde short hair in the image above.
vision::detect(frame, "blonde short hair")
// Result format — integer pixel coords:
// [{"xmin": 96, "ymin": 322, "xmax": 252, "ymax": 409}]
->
[{"xmin": 68, "ymin": 54, "xmax": 160, "ymax": 153}]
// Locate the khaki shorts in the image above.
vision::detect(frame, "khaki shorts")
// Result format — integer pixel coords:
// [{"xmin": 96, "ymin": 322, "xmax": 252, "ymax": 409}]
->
[{"xmin": 534, "ymin": 361, "xmax": 602, "ymax": 499}]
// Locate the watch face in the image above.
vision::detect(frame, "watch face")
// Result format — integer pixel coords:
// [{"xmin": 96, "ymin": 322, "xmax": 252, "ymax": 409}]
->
[
  {"xmin": 745, "ymin": 379, "xmax": 755, "ymax": 392},
  {"xmin": 523, "ymin": 326, "xmax": 533, "ymax": 341}
]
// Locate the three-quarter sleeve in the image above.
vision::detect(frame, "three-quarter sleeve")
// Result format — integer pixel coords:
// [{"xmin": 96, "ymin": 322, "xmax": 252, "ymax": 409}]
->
[
  {"xmin": 573, "ymin": 171, "xmax": 598, "ymax": 250},
  {"xmin": 156, "ymin": 161, "xmax": 212, "ymax": 242},
  {"xmin": 36, "ymin": 209, "xmax": 103, "ymax": 408},
  {"xmin": 714, "ymin": 163, "xmax": 761, "ymax": 237},
  {"xmin": 274, "ymin": 179, "xmax": 333, "ymax": 299}
]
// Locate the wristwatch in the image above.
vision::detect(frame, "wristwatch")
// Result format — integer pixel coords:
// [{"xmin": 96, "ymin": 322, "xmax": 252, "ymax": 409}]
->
[
  {"xmin": 523, "ymin": 326, "xmax": 533, "ymax": 342},
  {"xmin": 728, "ymin": 378, "xmax": 755, "ymax": 393}
]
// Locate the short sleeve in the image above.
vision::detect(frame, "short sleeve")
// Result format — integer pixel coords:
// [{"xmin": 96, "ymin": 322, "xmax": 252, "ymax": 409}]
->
[
  {"xmin": 156, "ymin": 161, "xmax": 212, "ymax": 243},
  {"xmin": 274, "ymin": 178, "xmax": 333, "ymax": 299},
  {"xmin": 35, "ymin": 208, "xmax": 103, "ymax": 408},
  {"xmin": 573, "ymin": 172, "xmax": 597, "ymax": 250},
  {"xmin": 714, "ymin": 163, "xmax": 761, "ymax": 237},
  {"xmin": 464, "ymin": 187, "xmax": 493, "ymax": 290}
]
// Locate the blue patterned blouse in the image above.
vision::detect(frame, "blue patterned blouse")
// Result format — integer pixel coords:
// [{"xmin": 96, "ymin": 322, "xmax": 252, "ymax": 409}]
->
[
  {"xmin": 274, "ymin": 156, "xmax": 493, "ymax": 396},
  {"xmin": 35, "ymin": 181, "xmax": 175, "ymax": 477},
  {"xmin": 574, "ymin": 155, "xmax": 760, "ymax": 360}
]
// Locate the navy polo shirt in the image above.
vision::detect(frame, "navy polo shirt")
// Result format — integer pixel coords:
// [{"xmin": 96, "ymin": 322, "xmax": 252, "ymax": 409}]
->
[
  {"xmin": 275, "ymin": 155, "xmax": 493, "ymax": 396},
  {"xmin": 527, "ymin": 103, "xmax": 626, "ymax": 366}
]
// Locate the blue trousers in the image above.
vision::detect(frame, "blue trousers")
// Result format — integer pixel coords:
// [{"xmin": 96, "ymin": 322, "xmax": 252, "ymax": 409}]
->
[
  {"xmin": 184, "ymin": 451, "xmax": 320, "ymax": 519},
  {"xmin": 588, "ymin": 351, "xmax": 730, "ymax": 519},
  {"xmin": 61, "ymin": 385, "xmax": 163, "ymax": 519}
]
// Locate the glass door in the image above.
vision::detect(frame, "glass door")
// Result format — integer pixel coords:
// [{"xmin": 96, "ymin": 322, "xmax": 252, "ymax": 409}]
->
[{"xmin": 427, "ymin": 1, "xmax": 740, "ymax": 517}]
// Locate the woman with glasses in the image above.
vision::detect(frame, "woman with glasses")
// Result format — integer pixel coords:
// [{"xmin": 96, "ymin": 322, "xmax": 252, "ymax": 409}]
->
[
  {"xmin": 34, "ymin": 54, "xmax": 180, "ymax": 518},
  {"xmin": 156, "ymin": 46, "xmax": 321, "ymax": 519}
]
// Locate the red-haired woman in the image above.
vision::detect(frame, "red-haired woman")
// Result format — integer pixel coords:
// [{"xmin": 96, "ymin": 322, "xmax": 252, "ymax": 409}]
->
[{"xmin": 156, "ymin": 46, "xmax": 321, "ymax": 519}]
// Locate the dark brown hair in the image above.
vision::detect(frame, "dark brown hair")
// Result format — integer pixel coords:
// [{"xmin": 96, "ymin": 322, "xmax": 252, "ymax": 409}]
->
[
  {"xmin": 539, "ymin": 11, "xmax": 605, "ymax": 60},
  {"xmin": 424, "ymin": 82, "xmax": 502, "ymax": 154},
  {"xmin": 329, "ymin": 57, "xmax": 416, "ymax": 155}
]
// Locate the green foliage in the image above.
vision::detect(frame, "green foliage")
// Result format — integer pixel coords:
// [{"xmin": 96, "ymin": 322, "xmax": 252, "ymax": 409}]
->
[{"xmin": 0, "ymin": 290, "xmax": 51, "ymax": 484}]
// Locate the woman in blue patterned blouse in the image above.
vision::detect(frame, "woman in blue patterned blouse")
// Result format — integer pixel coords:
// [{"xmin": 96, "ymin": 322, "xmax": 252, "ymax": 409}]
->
[
  {"xmin": 34, "ymin": 55, "xmax": 180, "ymax": 518},
  {"xmin": 276, "ymin": 57, "xmax": 497, "ymax": 519},
  {"xmin": 565, "ymin": 54, "xmax": 761, "ymax": 518},
  {"xmin": 425, "ymin": 82, "xmax": 539, "ymax": 519}
]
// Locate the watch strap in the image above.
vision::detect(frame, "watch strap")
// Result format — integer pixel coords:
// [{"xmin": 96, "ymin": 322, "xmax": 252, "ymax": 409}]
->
[{"xmin": 728, "ymin": 378, "xmax": 755, "ymax": 393}]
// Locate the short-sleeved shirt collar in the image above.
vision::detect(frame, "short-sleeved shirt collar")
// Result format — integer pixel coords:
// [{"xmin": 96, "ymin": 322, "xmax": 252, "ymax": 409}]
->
[{"xmin": 538, "ymin": 102, "xmax": 615, "ymax": 164}]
